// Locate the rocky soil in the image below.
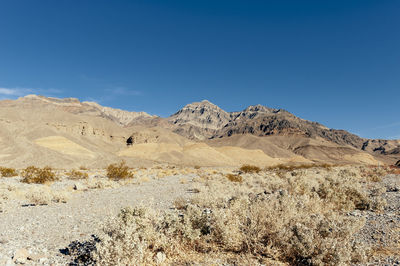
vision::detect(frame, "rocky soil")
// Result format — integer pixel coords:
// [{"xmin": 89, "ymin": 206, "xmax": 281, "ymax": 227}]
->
[
  {"xmin": 0, "ymin": 169, "xmax": 399, "ymax": 265},
  {"xmin": 0, "ymin": 173, "xmax": 194, "ymax": 265},
  {"xmin": 354, "ymin": 174, "xmax": 400, "ymax": 265}
]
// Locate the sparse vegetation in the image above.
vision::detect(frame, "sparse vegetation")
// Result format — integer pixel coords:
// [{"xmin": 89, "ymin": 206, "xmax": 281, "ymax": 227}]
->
[
  {"xmin": 21, "ymin": 166, "xmax": 57, "ymax": 184},
  {"xmin": 67, "ymin": 170, "xmax": 89, "ymax": 180},
  {"xmin": 25, "ymin": 186, "xmax": 69, "ymax": 205},
  {"xmin": 89, "ymin": 165, "xmax": 388, "ymax": 265},
  {"xmin": 266, "ymin": 163, "xmax": 333, "ymax": 172},
  {"xmin": 239, "ymin": 164, "xmax": 261, "ymax": 173},
  {"xmin": 0, "ymin": 167, "xmax": 18, "ymax": 177},
  {"xmin": 106, "ymin": 161, "xmax": 134, "ymax": 180},
  {"xmin": 226, "ymin": 173, "xmax": 243, "ymax": 183}
]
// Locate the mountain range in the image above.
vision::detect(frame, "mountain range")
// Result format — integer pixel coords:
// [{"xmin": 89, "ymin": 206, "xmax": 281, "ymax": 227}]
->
[{"xmin": 0, "ymin": 95, "xmax": 398, "ymax": 168}]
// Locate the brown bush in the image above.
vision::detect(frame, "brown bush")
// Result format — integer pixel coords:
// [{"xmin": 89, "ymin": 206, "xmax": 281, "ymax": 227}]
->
[
  {"xmin": 226, "ymin": 173, "xmax": 243, "ymax": 183},
  {"xmin": 106, "ymin": 161, "xmax": 134, "ymax": 180},
  {"xmin": 0, "ymin": 167, "xmax": 17, "ymax": 177},
  {"xmin": 21, "ymin": 166, "xmax": 57, "ymax": 184},
  {"xmin": 239, "ymin": 164, "xmax": 261, "ymax": 173},
  {"xmin": 67, "ymin": 170, "xmax": 89, "ymax": 180}
]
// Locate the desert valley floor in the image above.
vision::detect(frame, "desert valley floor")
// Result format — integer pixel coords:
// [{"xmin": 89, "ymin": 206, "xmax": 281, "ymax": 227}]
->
[{"xmin": 0, "ymin": 164, "xmax": 399, "ymax": 265}]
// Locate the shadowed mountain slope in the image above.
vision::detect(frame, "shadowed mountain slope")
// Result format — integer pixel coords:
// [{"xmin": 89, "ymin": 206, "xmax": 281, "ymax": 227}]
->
[{"xmin": 0, "ymin": 95, "xmax": 398, "ymax": 167}]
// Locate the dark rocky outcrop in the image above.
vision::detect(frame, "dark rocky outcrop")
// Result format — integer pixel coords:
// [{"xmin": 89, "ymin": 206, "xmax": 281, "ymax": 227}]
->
[{"xmin": 166, "ymin": 100, "xmax": 400, "ymax": 161}]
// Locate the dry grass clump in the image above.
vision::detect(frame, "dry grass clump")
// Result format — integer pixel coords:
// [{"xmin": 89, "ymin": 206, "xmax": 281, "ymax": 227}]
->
[
  {"xmin": 24, "ymin": 186, "xmax": 69, "ymax": 205},
  {"xmin": 361, "ymin": 164, "xmax": 400, "ymax": 181},
  {"xmin": 21, "ymin": 166, "xmax": 57, "ymax": 184},
  {"xmin": 266, "ymin": 163, "xmax": 333, "ymax": 172},
  {"xmin": 85, "ymin": 178, "xmax": 118, "ymax": 189},
  {"xmin": 67, "ymin": 170, "xmax": 89, "ymax": 180},
  {"xmin": 106, "ymin": 161, "xmax": 134, "ymax": 180},
  {"xmin": 0, "ymin": 167, "xmax": 18, "ymax": 177},
  {"xmin": 239, "ymin": 164, "xmax": 261, "ymax": 173},
  {"xmin": 226, "ymin": 173, "xmax": 243, "ymax": 183},
  {"xmin": 90, "ymin": 166, "xmax": 379, "ymax": 265}
]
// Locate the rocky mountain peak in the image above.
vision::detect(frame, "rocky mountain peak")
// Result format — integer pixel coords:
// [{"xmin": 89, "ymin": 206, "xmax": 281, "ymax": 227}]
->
[{"xmin": 168, "ymin": 100, "xmax": 231, "ymax": 139}]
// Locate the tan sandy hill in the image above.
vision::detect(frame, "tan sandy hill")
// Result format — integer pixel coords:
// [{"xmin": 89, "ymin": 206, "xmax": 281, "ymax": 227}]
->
[
  {"xmin": 0, "ymin": 96, "xmax": 148, "ymax": 168},
  {"xmin": 0, "ymin": 95, "xmax": 396, "ymax": 168},
  {"xmin": 0, "ymin": 95, "xmax": 301, "ymax": 167},
  {"xmin": 206, "ymin": 134, "xmax": 378, "ymax": 165}
]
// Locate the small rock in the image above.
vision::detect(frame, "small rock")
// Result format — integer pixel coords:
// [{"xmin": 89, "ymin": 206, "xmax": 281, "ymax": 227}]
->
[
  {"xmin": 155, "ymin": 251, "xmax": 166, "ymax": 263},
  {"xmin": 27, "ymin": 253, "xmax": 46, "ymax": 262},
  {"xmin": 73, "ymin": 183, "xmax": 87, "ymax": 191},
  {"xmin": 13, "ymin": 248, "xmax": 29, "ymax": 264}
]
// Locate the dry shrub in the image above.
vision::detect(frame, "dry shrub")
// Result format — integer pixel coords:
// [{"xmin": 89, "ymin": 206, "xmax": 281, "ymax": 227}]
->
[
  {"xmin": 106, "ymin": 161, "xmax": 134, "ymax": 180},
  {"xmin": 93, "ymin": 193, "xmax": 366, "ymax": 265},
  {"xmin": 25, "ymin": 186, "xmax": 69, "ymax": 205},
  {"xmin": 226, "ymin": 173, "xmax": 243, "ymax": 183},
  {"xmin": 266, "ymin": 163, "xmax": 333, "ymax": 172},
  {"xmin": 79, "ymin": 166, "xmax": 89, "ymax": 170},
  {"xmin": 239, "ymin": 164, "xmax": 261, "ymax": 173},
  {"xmin": 85, "ymin": 178, "xmax": 118, "ymax": 189},
  {"xmin": 173, "ymin": 196, "xmax": 187, "ymax": 210},
  {"xmin": 67, "ymin": 170, "xmax": 89, "ymax": 180},
  {"xmin": 194, "ymin": 165, "xmax": 201, "ymax": 169},
  {"xmin": 21, "ymin": 166, "xmax": 57, "ymax": 184},
  {"xmin": 0, "ymin": 167, "xmax": 18, "ymax": 177},
  {"xmin": 90, "ymin": 167, "xmax": 379, "ymax": 265},
  {"xmin": 317, "ymin": 175, "xmax": 371, "ymax": 211}
]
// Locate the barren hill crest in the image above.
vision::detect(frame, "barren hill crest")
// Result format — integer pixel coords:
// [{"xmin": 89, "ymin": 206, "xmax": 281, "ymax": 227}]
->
[{"xmin": 0, "ymin": 95, "xmax": 398, "ymax": 167}]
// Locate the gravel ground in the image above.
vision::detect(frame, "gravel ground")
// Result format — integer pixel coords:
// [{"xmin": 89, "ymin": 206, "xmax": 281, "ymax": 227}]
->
[
  {"xmin": 0, "ymin": 172, "xmax": 399, "ymax": 265},
  {"xmin": 354, "ymin": 174, "xmax": 400, "ymax": 265},
  {"xmin": 0, "ymin": 174, "xmax": 194, "ymax": 265}
]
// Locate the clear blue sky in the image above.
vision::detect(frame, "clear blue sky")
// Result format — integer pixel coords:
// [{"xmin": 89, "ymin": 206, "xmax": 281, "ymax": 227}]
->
[{"xmin": 0, "ymin": 0, "xmax": 399, "ymax": 139}]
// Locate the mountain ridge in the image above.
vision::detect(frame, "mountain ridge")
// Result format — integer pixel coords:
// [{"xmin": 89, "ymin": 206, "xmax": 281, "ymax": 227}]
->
[{"xmin": 0, "ymin": 95, "xmax": 398, "ymax": 167}]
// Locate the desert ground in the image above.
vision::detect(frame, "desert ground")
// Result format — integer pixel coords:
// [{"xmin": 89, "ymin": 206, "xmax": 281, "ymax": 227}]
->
[{"xmin": 0, "ymin": 163, "xmax": 399, "ymax": 265}]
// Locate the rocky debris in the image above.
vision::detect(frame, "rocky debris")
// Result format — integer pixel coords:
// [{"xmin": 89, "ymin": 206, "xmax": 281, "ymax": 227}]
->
[
  {"xmin": 383, "ymin": 174, "xmax": 400, "ymax": 192},
  {"xmin": 28, "ymin": 253, "xmax": 47, "ymax": 263},
  {"xmin": 155, "ymin": 251, "xmax": 166, "ymax": 264},
  {"xmin": 73, "ymin": 183, "xmax": 87, "ymax": 191},
  {"xmin": 61, "ymin": 235, "xmax": 100, "ymax": 266},
  {"xmin": 395, "ymin": 160, "xmax": 400, "ymax": 167},
  {"xmin": 126, "ymin": 131, "xmax": 160, "ymax": 145},
  {"xmin": 0, "ymin": 174, "xmax": 192, "ymax": 265},
  {"xmin": 13, "ymin": 248, "xmax": 29, "ymax": 264},
  {"xmin": 8, "ymin": 248, "xmax": 48, "ymax": 264},
  {"xmin": 354, "ymin": 174, "xmax": 400, "ymax": 265}
]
